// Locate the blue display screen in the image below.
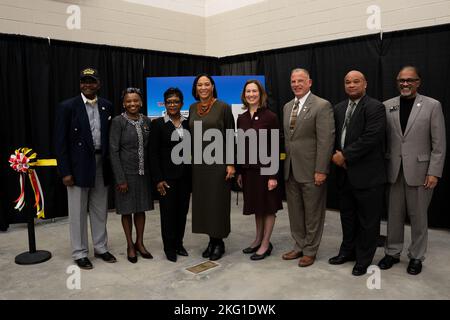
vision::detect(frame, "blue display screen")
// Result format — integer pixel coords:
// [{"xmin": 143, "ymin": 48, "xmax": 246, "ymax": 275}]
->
[{"xmin": 146, "ymin": 75, "xmax": 265, "ymax": 118}]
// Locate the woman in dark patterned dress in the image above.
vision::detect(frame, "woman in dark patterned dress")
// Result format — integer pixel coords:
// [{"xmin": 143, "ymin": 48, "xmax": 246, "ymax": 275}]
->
[{"xmin": 109, "ymin": 88, "xmax": 154, "ymax": 263}]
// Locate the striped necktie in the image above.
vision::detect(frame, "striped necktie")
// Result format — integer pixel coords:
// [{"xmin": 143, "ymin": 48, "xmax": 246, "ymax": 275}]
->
[
  {"xmin": 289, "ymin": 100, "xmax": 300, "ymax": 133},
  {"xmin": 341, "ymin": 101, "xmax": 356, "ymax": 148}
]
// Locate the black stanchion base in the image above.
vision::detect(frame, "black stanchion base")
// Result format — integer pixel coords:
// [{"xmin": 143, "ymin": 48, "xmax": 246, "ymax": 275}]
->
[{"xmin": 15, "ymin": 250, "xmax": 52, "ymax": 265}]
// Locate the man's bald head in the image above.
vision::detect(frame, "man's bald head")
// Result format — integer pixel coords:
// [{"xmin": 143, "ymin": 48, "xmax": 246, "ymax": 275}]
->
[
  {"xmin": 344, "ymin": 70, "xmax": 367, "ymax": 100},
  {"xmin": 345, "ymin": 70, "xmax": 366, "ymax": 81}
]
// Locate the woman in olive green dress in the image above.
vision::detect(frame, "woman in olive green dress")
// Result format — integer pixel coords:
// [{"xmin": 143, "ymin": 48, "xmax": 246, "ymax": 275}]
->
[{"xmin": 188, "ymin": 73, "xmax": 235, "ymax": 261}]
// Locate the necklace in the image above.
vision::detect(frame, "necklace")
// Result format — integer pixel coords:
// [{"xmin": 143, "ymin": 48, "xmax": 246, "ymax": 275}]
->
[{"xmin": 197, "ymin": 97, "xmax": 216, "ymax": 116}]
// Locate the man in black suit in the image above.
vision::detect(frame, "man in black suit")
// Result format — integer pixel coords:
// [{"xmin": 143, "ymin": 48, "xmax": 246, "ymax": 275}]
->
[
  {"xmin": 55, "ymin": 67, "xmax": 117, "ymax": 269},
  {"xmin": 329, "ymin": 70, "xmax": 386, "ymax": 276}
]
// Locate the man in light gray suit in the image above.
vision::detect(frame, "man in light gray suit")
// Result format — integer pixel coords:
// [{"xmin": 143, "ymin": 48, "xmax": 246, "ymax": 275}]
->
[
  {"xmin": 378, "ymin": 66, "xmax": 446, "ymax": 275},
  {"xmin": 282, "ymin": 68, "xmax": 335, "ymax": 267}
]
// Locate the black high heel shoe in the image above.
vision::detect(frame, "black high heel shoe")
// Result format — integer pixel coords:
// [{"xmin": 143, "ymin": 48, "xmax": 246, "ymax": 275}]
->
[
  {"xmin": 242, "ymin": 244, "xmax": 261, "ymax": 254},
  {"xmin": 250, "ymin": 242, "xmax": 273, "ymax": 261},
  {"xmin": 176, "ymin": 246, "xmax": 189, "ymax": 256},
  {"xmin": 127, "ymin": 247, "xmax": 137, "ymax": 264},
  {"xmin": 165, "ymin": 251, "xmax": 177, "ymax": 262},
  {"xmin": 202, "ymin": 242, "xmax": 214, "ymax": 258},
  {"xmin": 134, "ymin": 243, "xmax": 153, "ymax": 259},
  {"xmin": 209, "ymin": 242, "xmax": 225, "ymax": 261}
]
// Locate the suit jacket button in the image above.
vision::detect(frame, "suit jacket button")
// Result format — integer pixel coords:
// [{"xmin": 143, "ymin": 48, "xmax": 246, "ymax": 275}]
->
[
  {"xmin": 78, "ymin": 142, "xmax": 82, "ymax": 146},
  {"xmin": 74, "ymin": 128, "xmax": 78, "ymax": 131}
]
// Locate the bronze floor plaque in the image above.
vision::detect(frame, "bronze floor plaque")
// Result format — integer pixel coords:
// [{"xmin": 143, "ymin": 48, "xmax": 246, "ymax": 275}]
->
[{"xmin": 186, "ymin": 261, "xmax": 219, "ymax": 274}]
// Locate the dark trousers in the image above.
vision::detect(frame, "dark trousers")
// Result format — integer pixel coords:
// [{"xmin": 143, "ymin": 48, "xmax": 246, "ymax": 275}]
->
[
  {"xmin": 338, "ymin": 175, "xmax": 384, "ymax": 267},
  {"xmin": 159, "ymin": 178, "xmax": 191, "ymax": 254}
]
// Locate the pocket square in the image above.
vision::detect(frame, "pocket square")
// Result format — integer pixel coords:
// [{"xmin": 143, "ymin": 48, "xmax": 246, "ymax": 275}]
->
[{"xmin": 389, "ymin": 105, "xmax": 399, "ymax": 112}]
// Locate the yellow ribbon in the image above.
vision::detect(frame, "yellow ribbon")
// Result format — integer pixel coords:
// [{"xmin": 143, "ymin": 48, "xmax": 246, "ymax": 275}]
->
[{"xmin": 34, "ymin": 159, "xmax": 57, "ymax": 166}]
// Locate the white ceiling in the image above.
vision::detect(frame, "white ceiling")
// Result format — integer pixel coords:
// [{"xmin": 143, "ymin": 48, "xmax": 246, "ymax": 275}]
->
[{"xmin": 123, "ymin": 0, "xmax": 266, "ymax": 17}]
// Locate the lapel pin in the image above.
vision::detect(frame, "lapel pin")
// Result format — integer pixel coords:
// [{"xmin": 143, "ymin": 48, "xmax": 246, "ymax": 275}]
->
[
  {"xmin": 102, "ymin": 107, "xmax": 105, "ymax": 110},
  {"xmin": 255, "ymin": 116, "xmax": 259, "ymax": 120},
  {"xmin": 108, "ymin": 116, "xmax": 112, "ymax": 120},
  {"xmin": 417, "ymin": 103, "xmax": 421, "ymax": 107}
]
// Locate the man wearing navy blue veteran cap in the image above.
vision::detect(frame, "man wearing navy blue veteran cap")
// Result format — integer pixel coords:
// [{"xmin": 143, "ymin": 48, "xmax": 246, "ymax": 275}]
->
[
  {"xmin": 80, "ymin": 67, "xmax": 100, "ymax": 81},
  {"xmin": 55, "ymin": 67, "xmax": 117, "ymax": 269}
]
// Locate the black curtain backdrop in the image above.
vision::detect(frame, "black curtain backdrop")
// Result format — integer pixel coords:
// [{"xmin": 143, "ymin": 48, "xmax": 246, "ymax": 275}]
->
[
  {"xmin": 1, "ymin": 36, "xmax": 53, "ymax": 230},
  {"xmin": 219, "ymin": 24, "xmax": 450, "ymax": 229},
  {"xmin": 1, "ymin": 23, "xmax": 449, "ymax": 230},
  {"xmin": 0, "ymin": 34, "xmax": 220, "ymax": 231}
]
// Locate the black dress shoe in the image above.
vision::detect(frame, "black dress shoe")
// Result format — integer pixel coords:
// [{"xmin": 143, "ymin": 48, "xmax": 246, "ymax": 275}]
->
[
  {"xmin": 75, "ymin": 257, "xmax": 93, "ymax": 270},
  {"xmin": 352, "ymin": 264, "xmax": 368, "ymax": 276},
  {"xmin": 328, "ymin": 254, "xmax": 356, "ymax": 265},
  {"xmin": 165, "ymin": 251, "xmax": 177, "ymax": 262},
  {"xmin": 202, "ymin": 242, "xmax": 214, "ymax": 258},
  {"xmin": 94, "ymin": 251, "xmax": 117, "ymax": 263},
  {"xmin": 250, "ymin": 243, "xmax": 273, "ymax": 261},
  {"xmin": 209, "ymin": 244, "xmax": 225, "ymax": 261},
  {"xmin": 242, "ymin": 244, "xmax": 261, "ymax": 254},
  {"xmin": 134, "ymin": 244, "xmax": 153, "ymax": 259},
  {"xmin": 407, "ymin": 259, "xmax": 422, "ymax": 275},
  {"xmin": 176, "ymin": 246, "xmax": 188, "ymax": 256},
  {"xmin": 378, "ymin": 255, "xmax": 400, "ymax": 270}
]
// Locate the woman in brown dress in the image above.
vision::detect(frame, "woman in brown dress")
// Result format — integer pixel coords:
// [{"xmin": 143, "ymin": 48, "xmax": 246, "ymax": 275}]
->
[
  {"xmin": 236, "ymin": 80, "xmax": 282, "ymax": 260},
  {"xmin": 188, "ymin": 73, "xmax": 235, "ymax": 261}
]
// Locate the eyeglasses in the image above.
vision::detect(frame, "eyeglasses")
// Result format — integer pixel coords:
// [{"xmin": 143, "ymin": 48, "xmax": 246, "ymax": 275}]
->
[
  {"xmin": 165, "ymin": 100, "xmax": 181, "ymax": 106},
  {"xmin": 396, "ymin": 78, "xmax": 419, "ymax": 84}
]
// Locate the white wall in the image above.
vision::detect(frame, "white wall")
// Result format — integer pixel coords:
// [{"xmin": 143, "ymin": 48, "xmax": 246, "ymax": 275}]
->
[
  {"xmin": 0, "ymin": 0, "xmax": 206, "ymax": 55},
  {"xmin": 1, "ymin": 0, "xmax": 450, "ymax": 57},
  {"xmin": 206, "ymin": 0, "xmax": 450, "ymax": 57}
]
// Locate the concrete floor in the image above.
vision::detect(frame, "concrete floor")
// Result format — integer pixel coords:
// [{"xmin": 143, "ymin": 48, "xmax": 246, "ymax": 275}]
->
[{"xmin": 1, "ymin": 192, "xmax": 449, "ymax": 300}]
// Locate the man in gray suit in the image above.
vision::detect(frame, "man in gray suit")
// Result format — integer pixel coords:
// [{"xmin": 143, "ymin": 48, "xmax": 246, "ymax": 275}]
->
[
  {"xmin": 281, "ymin": 68, "xmax": 335, "ymax": 267},
  {"xmin": 378, "ymin": 66, "xmax": 446, "ymax": 275}
]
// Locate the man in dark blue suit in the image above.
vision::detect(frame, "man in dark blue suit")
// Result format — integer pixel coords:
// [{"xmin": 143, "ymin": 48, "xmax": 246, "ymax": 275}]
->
[
  {"xmin": 329, "ymin": 70, "xmax": 386, "ymax": 276},
  {"xmin": 55, "ymin": 67, "xmax": 116, "ymax": 269}
]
